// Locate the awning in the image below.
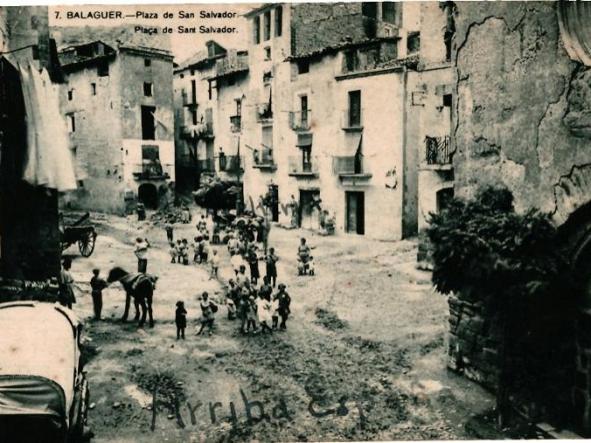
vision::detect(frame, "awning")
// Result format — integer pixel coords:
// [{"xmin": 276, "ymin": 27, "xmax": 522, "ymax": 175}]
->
[
  {"xmin": 339, "ymin": 132, "xmax": 363, "ymax": 156},
  {"xmin": 296, "ymin": 133, "xmax": 313, "ymax": 147}
]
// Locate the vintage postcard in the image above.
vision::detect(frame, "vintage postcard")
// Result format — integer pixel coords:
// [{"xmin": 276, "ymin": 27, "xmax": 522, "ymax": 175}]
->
[{"xmin": 0, "ymin": 1, "xmax": 589, "ymax": 442}]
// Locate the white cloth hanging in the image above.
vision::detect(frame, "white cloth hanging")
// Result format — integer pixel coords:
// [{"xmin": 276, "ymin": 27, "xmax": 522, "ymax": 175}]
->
[{"xmin": 19, "ymin": 63, "xmax": 77, "ymax": 191}]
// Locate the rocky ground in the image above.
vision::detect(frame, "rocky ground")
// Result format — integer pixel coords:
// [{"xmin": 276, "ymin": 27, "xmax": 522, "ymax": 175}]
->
[{"xmin": 63, "ymin": 208, "xmax": 507, "ymax": 442}]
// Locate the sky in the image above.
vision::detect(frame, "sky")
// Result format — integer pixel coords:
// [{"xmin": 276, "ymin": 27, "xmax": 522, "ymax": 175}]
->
[{"xmin": 48, "ymin": 4, "xmax": 257, "ymax": 62}]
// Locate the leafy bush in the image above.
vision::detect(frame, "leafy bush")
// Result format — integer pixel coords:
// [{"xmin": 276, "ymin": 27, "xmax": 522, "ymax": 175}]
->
[{"xmin": 426, "ymin": 186, "xmax": 570, "ymax": 304}]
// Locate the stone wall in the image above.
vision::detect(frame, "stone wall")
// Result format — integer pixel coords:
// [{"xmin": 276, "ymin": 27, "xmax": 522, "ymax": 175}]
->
[
  {"xmin": 453, "ymin": 2, "xmax": 591, "ymax": 220},
  {"xmin": 446, "ymin": 293, "xmax": 499, "ymax": 390}
]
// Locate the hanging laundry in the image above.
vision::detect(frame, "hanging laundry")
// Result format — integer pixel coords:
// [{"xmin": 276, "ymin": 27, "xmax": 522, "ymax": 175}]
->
[{"xmin": 19, "ymin": 62, "xmax": 77, "ymax": 191}]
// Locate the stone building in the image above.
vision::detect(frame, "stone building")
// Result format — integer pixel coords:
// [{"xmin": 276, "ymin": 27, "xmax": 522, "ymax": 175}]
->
[
  {"xmin": 174, "ymin": 2, "xmax": 447, "ymax": 239},
  {"xmin": 173, "ymin": 40, "xmax": 248, "ymax": 195},
  {"xmin": 0, "ymin": 6, "xmax": 63, "ymax": 282},
  {"xmin": 444, "ymin": 1, "xmax": 591, "ymax": 435},
  {"xmin": 58, "ymin": 36, "xmax": 175, "ymax": 213}
]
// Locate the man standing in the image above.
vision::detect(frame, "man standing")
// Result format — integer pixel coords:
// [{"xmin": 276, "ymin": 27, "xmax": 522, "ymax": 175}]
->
[{"xmin": 134, "ymin": 237, "xmax": 150, "ymax": 273}]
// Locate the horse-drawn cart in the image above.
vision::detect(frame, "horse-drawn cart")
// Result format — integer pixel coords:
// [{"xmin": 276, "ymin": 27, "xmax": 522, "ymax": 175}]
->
[{"xmin": 60, "ymin": 212, "xmax": 97, "ymax": 257}]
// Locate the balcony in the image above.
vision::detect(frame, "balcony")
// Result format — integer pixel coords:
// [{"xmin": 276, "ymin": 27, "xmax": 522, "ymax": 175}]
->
[
  {"xmin": 181, "ymin": 90, "xmax": 197, "ymax": 108},
  {"xmin": 214, "ymin": 52, "xmax": 249, "ymax": 79},
  {"xmin": 425, "ymin": 135, "xmax": 452, "ymax": 168},
  {"xmin": 180, "ymin": 120, "xmax": 214, "ymax": 140},
  {"xmin": 219, "ymin": 155, "xmax": 244, "ymax": 174},
  {"xmin": 341, "ymin": 109, "xmax": 363, "ymax": 131},
  {"xmin": 333, "ymin": 155, "xmax": 372, "ymax": 184},
  {"xmin": 289, "ymin": 110, "xmax": 312, "ymax": 132},
  {"xmin": 256, "ymin": 103, "xmax": 273, "ymax": 125},
  {"xmin": 132, "ymin": 162, "xmax": 172, "ymax": 180},
  {"xmin": 288, "ymin": 156, "xmax": 319, "ymax": 178},
  {"xmin": 253, "ymin": 146, "xmax": 277, "ymax": 171},
  {"xmin": 197, "ymin": 158, "xmax": 215, "ymax": 173},
  {"xmin": 230, "ymin": 115, "xmax": 241, "ymax": 133}
]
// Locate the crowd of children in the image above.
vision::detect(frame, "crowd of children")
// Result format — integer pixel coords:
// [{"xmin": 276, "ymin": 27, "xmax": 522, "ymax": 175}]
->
[{"xmin": 170, "ymin": 211, "xmax": 293, "ymax": 338}]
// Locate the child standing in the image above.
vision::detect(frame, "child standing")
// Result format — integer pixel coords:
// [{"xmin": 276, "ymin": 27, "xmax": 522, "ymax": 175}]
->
[
  {"xmin": 180, "ymin": 239, "xmax": 189, "ymax": 265},
  {"xmin": 165, "ymin": 220, "xmax": 174, "ymax": 243},
  {"xmin": 175, "ymin": 301, "xmax": 187, "ymax": 340},
  {"xmin": 197, "ymin": 292, "xmax": 217, "ymax": 336},
  {"xmin": 200, "ymin": 237, "xmax": 210, "ymax": 264},
  {"xmin": 90, "ymin": 268, "xmax": 108, "ymax": 320},
  {"xmin": 210, "ymin": 249, "xmax": 220, "ymax": 279},
  {"xmin": 169, "ymin": 242, "xmax": 177, "ymax": 263}
]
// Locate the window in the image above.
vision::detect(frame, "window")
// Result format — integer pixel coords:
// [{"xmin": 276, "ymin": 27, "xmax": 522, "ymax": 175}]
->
[
  {"xmin": 443, "ymin": 94, "xmax": 452, "ymax": 108},
  {"xmin": 67, "ymin": 89, "xmax": 73, "ymax": 101},
  {"xmin": 382, "ymin": 2, "xmax": 397, "ymax": 24},
  {"xmin": 190, "ymin": 68, "xmax": 195, "ymax": 76},
  {"xmin": 91, "ymin": 83, "xmax": 96, "ymax": 96},
  {"xmin": 236, "ymin": 99, "xmax": 242, "ymax": 116},
  {"xmin": 264, "ymin": 10, "xmax": 271, "ymax": 41},
  {"xmin": 275, "ymin": 6, "xmax": 283, "ymax": 37},
  {"xmin": 300, "ymin": 95, "xmax": 309, "ymax": 125},
  {"xmin": 144, "ymin": 82, "xmax": 153, "ymax": 97},
  {"xmin": 344, "ymin": 51, "xmax": 358, "ymax": 72},
  {"xmin": 67, "ymin": 114, "xmax": 76, "ymax": 133},
  {"xmin": 253, "ymin": 15, "xmax": 261, "ymax": 44},
  {"xmin": 144, "ymin": 58, "xmax": 151, "ymax": 67},
  {"xmin": 264, "ymin": 47, "xmax": 272, "ymax": 61},
  {"xmin": 348, "ymin": 90, "xmax": 361, "ymax": 127},
  {"xmin": 180, "ymin": 73, "xmax": 184, "ymax": 79},
  {"xmin": 361, "ymin": 2, "xmax": 378, "ymax": 19},
  {"xmin": 190, "ymin": 80, "xmax": 197, "ymax": 103},
  {"xmin": 141, "ymin": 105, "xmax": 156, "ymax": 140},
  {"xmin": 208, "ymin": 81, "xmax": 213, "ymax": 100},
  {"xmin": 297, "ymin": 60, "xmax": 309, "ymax": 74},
  {"xmin": 191, "ymin": 109, "xmax": 198, "ymax": 125},
  {"xmin": 97, "ymin": 60, "xmax": 109, "ymax": 77},
  {"xmin": 407, "ymin": 32, "xmax": 421, "ymax": 55}
]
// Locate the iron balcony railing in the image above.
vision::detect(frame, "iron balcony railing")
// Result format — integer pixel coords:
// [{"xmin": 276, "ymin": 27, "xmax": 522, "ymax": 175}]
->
[
  {"xmin": 219, "ymin": 155, "xmax": 244, "ymax": 173},
  {"xmin": 289, "ymin": 110, "xmax": 312, "ymax": 131},
  {"xmin": 253, "ymin": 146, "xmax": 276, "ymax": 169},
  {"xmin": 332, "ymin": 155, "xmax": 365, "ymax": 175},
  {"xmin": 425, "ymin": 135, "xmax": 451, "ymax": 165},
  {"xmin": 288, "ymin": 155, "xmax": 319, "ymax": 176},
  {"xmin": 197, "ymin": 158, "xmax": 215, "ymax": 172},
  {"xmin": 132, "ymin": 162, "xmax": 172, "ymax": 180},
  {"xmin": 230, "ymin": 115, "xmax": 241, "ymax": 133},
  {"xmin": 256, "ymin": 103, "xmax": 273, "ymax": 123}
]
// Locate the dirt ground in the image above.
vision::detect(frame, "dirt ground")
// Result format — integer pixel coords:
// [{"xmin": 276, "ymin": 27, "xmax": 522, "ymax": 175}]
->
[{"xmin": 64, "ymin": 208, "xmax": 506, "ymax": 442}]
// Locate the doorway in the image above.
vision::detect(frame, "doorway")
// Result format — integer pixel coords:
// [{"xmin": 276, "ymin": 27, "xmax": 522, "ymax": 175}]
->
[
  {"xmin": 268, "ymin": 184, "xmax": 279, "ymax": 222},
  {"xmin": 346, "ymin": 191, "xmax": 365, "ymax": 235},
  {"xmin": 299, "ymin": 189, "xmax": 320, "ymax": 230},
  {"xmin": 138, "ymin": 183, "xmax": 158, "ymax": 209}
]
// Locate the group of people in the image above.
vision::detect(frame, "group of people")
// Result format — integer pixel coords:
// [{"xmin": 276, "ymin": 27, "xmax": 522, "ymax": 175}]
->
[{"xmin": 170, "ymin": 211, "xmax": 293, "ymax": 338}]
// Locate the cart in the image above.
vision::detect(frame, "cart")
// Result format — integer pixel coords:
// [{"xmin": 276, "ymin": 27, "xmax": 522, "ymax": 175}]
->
[{"xmin": 60, "ymin": 212, "xmax": 98, "ymax": 257}]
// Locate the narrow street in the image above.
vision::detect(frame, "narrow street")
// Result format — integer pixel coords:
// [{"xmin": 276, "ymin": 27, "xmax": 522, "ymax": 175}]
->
[{"xmin": 65, "ymin": 209, "xmax": 501, "ymax": 442}]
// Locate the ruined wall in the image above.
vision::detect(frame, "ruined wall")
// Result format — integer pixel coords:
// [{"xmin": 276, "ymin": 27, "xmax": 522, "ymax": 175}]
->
[
  {"xmin": 453, "ymin": 2, "xmax": 591, "ymax": 220},
  {"xmin": 450, "ymin": 2, "xmax": 591, "ymax": 430},
  {"xmin": 60, "ymin": 57, "xmax": 125, "ymax": 214}
]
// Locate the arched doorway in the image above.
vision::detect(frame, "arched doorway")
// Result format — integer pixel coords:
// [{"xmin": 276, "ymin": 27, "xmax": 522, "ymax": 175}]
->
[
  {"xmin": 138, "ymin": 183, "xmax": 158, "ymax": 209},
  {"xmin": 556, "ymin": 201, "xmax": 591, "ymax": 435}
]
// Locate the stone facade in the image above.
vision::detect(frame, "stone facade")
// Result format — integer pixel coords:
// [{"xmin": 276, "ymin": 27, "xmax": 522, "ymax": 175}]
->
[
  {"xmin": 58, "ymin": 37, "xmax": 174, "ymax": 214},
  {"xmin": 448, "ymin": 1, "xmax": 591, "ymax": 433},
  {"xmin": 174, "ymin": 2, "xmax": 446, "ymax": 240}
]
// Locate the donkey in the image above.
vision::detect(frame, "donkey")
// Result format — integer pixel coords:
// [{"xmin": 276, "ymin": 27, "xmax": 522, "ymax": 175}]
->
[{"xmin": 107, "ymin": 267, "xmax": 157, "ymax": 327}]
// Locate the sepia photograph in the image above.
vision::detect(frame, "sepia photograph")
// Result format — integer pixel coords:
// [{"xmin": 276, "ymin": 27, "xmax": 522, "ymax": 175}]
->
[{"xmin": 0, "ymin": 1, "xmax": 590, "ymax": 441}]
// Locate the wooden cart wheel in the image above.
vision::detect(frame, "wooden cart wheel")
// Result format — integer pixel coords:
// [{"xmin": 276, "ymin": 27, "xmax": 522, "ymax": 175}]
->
[{"xmin": 78, "ymin": 232, "xmax": 96, "ymax": 257}]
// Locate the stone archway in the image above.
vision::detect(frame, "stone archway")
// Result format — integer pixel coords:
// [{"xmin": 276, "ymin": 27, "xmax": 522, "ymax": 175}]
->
[{"xmin": 138, "ymin": 183, "xmax": 158, "ymax": 209}]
